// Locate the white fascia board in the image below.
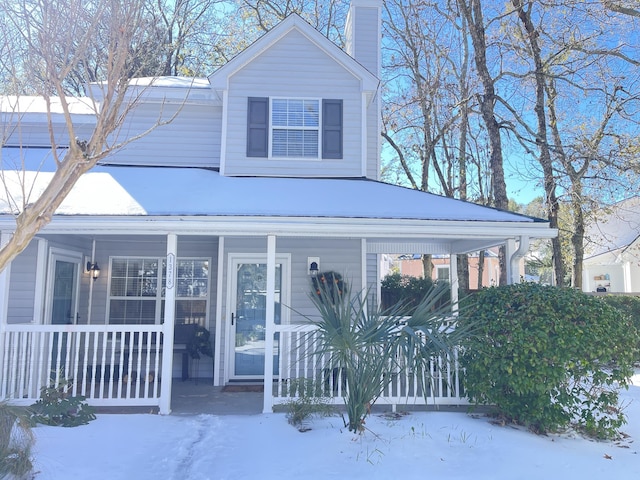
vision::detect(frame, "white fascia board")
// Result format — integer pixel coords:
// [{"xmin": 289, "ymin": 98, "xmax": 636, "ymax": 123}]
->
[
  {"xmin": 0, "ymin": 215, "xmax": 557, "ymax": 241},
  {"xmin": 208, "ymin": 15, "xmax": 378, "ymax": 93}
]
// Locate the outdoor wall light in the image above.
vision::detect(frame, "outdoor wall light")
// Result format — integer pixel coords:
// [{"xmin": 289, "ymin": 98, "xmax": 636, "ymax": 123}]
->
[
  {"xmin": 308, "ymin": 257, "xmax": 320, "ymax": 276},
  {"xmin": 87, "ymin": 262, "xmax": 101, "ymax": 281}
]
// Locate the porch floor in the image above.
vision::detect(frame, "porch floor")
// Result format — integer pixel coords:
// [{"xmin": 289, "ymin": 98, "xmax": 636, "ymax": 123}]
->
[
  {"xmin": 170, "ymin": 380, "xmax": 264, "ymax": 416},
  {"xmin": 92, "ymin": 379, "xmax": 264, "ymax": 415}
]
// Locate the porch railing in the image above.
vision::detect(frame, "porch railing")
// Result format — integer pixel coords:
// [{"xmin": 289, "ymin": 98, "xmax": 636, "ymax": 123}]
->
[
  {"xmin": 1, "ymin": 324, "xmax": 165, "ymax": 407},
  {"xmin": 271, "ymin": 324, "xmax": 468, "ymax": 410}
]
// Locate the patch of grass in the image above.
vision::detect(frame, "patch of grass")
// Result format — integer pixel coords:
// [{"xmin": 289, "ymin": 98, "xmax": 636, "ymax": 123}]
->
[{"xmin": 284, "ymin": 379, "xmax": 334, "ymax": 431}]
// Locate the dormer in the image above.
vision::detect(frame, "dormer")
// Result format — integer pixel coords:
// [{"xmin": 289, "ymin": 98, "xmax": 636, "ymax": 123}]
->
[{"xmin": 209, "ymin": 11, "xmax": 380, "ymax": 179}]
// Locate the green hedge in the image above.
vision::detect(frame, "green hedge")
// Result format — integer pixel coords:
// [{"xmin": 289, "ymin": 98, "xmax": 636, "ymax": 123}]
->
[
  {"xmin": 460, "ymin": 283, "xmax": 638, "ymax": 438},
  {"xmin": 381, "ymin": 272, "xmax": 448, "ymax": 313},
  {"xmin": 598, "ymin": 295, "xmax": 640, "ymax": 360}
]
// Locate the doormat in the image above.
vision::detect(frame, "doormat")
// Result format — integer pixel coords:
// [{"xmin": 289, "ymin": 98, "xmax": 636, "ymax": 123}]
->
[{"xmin": 222, "ymin": 384, "xmax": 264, "ymax": 393}]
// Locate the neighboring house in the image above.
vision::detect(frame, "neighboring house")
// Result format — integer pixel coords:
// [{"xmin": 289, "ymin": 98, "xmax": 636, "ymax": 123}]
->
[
  {"xmin": 393, "ymin": 250, "xmax": 505, "ymax": 288},
  {"xmin": 583, "ymin": 196, "xmax": 640, "ymax": 293},
  {"xmin": 0, "ymin": 0, "xmax": 556, "ymax": 414}
]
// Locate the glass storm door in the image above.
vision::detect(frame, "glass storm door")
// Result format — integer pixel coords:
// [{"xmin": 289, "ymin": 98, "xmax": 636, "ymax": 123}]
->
[
  {"xmin": 230, "ymin": 259, "xmax": 284, "ymax": 379},
  {"xmin": 47, "ymin": 250, "xmax": 82, "ymax": 378},
  {"xmin": 51, "ymin": 260, "xmax": 79, "ymax": 325}
]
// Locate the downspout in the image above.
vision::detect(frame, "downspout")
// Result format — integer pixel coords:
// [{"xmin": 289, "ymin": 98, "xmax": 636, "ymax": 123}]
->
[{"xmin": 509, "ymin": 236, "xmax": 530, "ymax": 285}]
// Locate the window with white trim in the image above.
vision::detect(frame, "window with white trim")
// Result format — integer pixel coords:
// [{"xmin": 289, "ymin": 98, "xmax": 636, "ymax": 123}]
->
[
  {"xmin": 108, "ymin": 257, "xmax": 209, "ymax": 326},
  {"xmin": 246, "ymin": 97, "xmax": 342, "ymax": 159},
  {"xmin": 271, "ymin": 98, "xmax": 319, "ymax": 157},
  {"xmin": 436, "ymin": 266, "xmax": 450, "ymax": 282}
]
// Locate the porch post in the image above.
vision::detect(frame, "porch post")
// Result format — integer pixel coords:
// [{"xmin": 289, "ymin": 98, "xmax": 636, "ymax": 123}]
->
[
  {"xmin": 449, "ymin": 253, "xmax": 459, "ymax": 312},
  {"xmin": 623, "ymin": 261, "xmax": 632, "ymax": 293},
  {"xmin": 213, "ymin": 236, "xmax": 224, "ymax": 386},
  {"xmin": 0, "ymin": 232, "xmax": 12, "ymax": 325},
  {"xmin": 263, "ymin": 234, "xmax": 276, "ymax": 413},
  {"xmin": 159, "ymin": 233, "xmax": 178, "ymax": 415}
]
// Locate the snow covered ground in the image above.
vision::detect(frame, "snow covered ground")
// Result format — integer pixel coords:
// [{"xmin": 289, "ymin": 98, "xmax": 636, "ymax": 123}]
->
[{"xmin": 32, "ymin": 373, "xmax": 640, "ymax": 480}]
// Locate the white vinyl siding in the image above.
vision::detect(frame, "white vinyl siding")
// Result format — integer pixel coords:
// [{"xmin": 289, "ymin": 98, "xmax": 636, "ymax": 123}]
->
[{"xmin": 224, "ymin": 29, "xmax": 363, "ymax": 177}]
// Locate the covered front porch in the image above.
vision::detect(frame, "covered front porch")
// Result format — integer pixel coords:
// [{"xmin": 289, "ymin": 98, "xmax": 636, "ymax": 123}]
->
[
  {"xmin": 0, "ymin": 167, "xmax": 556, "ymax": 414},
  {"xmin": 0, "ymin": 228, "xmax": 544, "ymax": 415}
]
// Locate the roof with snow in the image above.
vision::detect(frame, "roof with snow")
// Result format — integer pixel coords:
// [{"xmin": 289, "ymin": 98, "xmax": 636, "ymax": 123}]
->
[{"xmin": 0, "ymin": 147, "xmax": 555, "ymax": 251}]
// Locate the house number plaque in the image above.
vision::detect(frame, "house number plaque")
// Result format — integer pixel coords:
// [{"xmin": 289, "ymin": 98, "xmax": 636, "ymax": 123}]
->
[{"xmin": 166, "ymin": 253, "xmax": 175, "ymax": 289}]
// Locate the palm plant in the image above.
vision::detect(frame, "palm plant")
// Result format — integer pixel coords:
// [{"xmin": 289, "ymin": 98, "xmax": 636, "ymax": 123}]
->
[{"xmin": 308, "ymin": 273, "xmax": 472, "ymax": 433}]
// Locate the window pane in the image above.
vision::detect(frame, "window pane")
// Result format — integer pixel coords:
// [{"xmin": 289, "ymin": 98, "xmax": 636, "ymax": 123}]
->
[
  {"xmin": 176, "ymin": 300, "xmax": 207, "ymax": 326},
  {"xmin": 303, "ymin": 131, "xmax": 318, "ymax": 157},
  {"xmin": 287, "ymin": 130, "xmax": 303, "ymax": 156},
  {"xmin": 272, "ymin": 129, "xmax": 287, "ymax": 156},
  {"xmin": 287, "ymin": 100, "xmax": 303, "ymax": 126},
  {"xmin": 303, "ymin": 100, "xmax": 319, "ymax": 127},
  {"xmin": 109, "ymin": 299, "xmax": 156, "ymax": 324},
  {"xmin": 272, "ymin": 99, "xmax": 287, "ymax": 126}
]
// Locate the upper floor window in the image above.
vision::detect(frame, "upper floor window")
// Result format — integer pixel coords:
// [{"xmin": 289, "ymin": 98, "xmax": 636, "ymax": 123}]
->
[
  {"xmin": 247, "ymin": 97, "xmax": 342, "ymax": 159},
  {"xmin": 271, "ymin": 99, "xmax": 319, "ymax": 157}
]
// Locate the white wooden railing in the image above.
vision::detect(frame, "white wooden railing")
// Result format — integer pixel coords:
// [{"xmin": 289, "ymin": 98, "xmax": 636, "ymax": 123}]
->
[
  {"xmin": 1, "ymin": 324, "xmax": 165, "ymax": 407},
  {"xmin": 271, "ymin": 324, "xmax": 468, "ymax": 410}
]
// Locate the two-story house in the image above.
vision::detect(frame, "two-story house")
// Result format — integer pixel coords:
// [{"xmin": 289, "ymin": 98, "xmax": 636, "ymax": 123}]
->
[{"xmin": 0, "ymin": 0, "xmax": 555, "ymax": 414}]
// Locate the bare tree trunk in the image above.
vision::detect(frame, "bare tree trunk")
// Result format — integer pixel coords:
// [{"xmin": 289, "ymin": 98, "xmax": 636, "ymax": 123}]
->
[
  {"xmin": 477, "ymin": 250, "xmax": 485, "ymax": 289},
  {"xmin": 511, "ymin": 0, "xmax": 564, "ymax": 285},
  {"xmin": 458, "ymin": 0, "xmax": 509, "ymax": 284},
  {"xmin": 422, "ymin": 254, "xmax": 433, "ymax": 280}
]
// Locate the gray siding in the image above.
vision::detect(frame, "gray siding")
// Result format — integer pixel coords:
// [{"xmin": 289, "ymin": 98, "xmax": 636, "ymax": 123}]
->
[
  {"xmin": 223, "ymin": 30, "xmax": 364, "ymax": 178},
  {"xmin": 352, "ymin": 7, "xmax": 380, "ymax": 77},
  {"xmin": 366, "ymin": 252, "xmax": 379, "ymax": 307},
  {"xmin": 105, "ymin": 103, "xmax": 221, "ymax": 168},
  {"xmin": 2, "ymin": 114, "xmax": 95, "ymax": 148},
  {"xmin": 7, "ymin": 242, "xmax": 38, "ymax": 324}
]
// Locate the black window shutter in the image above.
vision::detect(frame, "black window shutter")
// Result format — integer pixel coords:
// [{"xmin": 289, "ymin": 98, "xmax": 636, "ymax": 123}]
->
[
  {"xmin": 322, "ymin": 99, "xmax": 343, "ymax": 159},
  {"xmin": 247, "ymin": 97, "xmax": 269, "ymax": 157}
]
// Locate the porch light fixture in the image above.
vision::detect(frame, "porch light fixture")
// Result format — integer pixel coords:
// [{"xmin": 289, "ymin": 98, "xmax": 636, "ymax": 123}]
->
[
  {"xmin": 308, "ymin": 257, "xmax": 320, "ymax": 276},
  {"xmin": 86, "ymin": 262, "xmax": 101, "ymax": 281}
]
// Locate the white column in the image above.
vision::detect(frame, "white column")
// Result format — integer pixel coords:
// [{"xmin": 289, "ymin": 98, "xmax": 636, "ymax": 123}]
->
[
  {"xmin": 32, "ymin": 238, "xmax": 47, "ymax": 324},
  {"xmin": 263, "ymin": 235, "xmax": 277, "ymax": 413},
  {"xmin": 449, "ymin": 254, "xmax": 459, "ymax": 312},
  {"xmin": 623, "ymin": 261, "xmax": 632, "ymax": 293},
  {"xmin": 213, "ymin": 237, "xmax": 224, "ymax": 387},
  {"xmin": 159, "ymin": 233, "xmax": 178, "ymax": 415},
  {"xmin": 505, "ymin": 239, "xmax": 516, "ymax": 285}
]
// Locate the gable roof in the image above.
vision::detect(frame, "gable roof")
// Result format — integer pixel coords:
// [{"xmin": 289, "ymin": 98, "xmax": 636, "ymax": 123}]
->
[
  {"xmin": 585, "ymin": 196, "xmax": 640, "ymax": 259},
  {"xmin": 208, "ymin": 14, "xmax": 379, "ymax": 95}
]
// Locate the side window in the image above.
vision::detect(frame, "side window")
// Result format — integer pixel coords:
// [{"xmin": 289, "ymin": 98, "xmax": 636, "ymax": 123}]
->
[{"xmin": 246, "ymin": 97, "xmax": 342, "ymax": 159}]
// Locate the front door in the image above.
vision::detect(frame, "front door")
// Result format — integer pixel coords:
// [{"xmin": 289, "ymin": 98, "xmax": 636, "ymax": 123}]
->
[
  {"xmin": 51, "ymin": 260, "xmax": 80, "ymax": 325},
  {"xmin": 229, "ymin": 256, "xmax": 288, "ymax": 379},
  {"xmin": 46, "ymin": 249, "xmax": 82, "ymax": 378}
]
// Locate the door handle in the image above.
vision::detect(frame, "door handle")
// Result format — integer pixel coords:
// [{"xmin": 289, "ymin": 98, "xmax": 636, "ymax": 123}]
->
[{"xmin": 231, "ymin": 313, "xmax": 235, "ymax": 325}]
